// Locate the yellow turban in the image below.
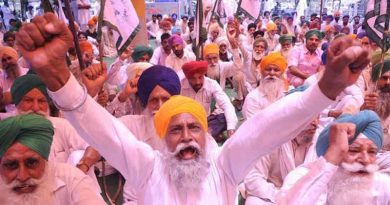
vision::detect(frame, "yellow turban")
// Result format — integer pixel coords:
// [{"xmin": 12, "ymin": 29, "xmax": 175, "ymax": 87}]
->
[
  {"xmin": 266, "ymin": 22, "xmax": 277, "ymax": 32},
  {"xmin": 203, "ymin": 43, "xmax": 219, "ymax": 58},
  {"xmin": 0, "ymin": 46, "xmax": 18, "ymax": 61},
  {"xmin": 154, "ymin": 96, "xmax": 208, "ymax": 138},
  {"xmin": 259, "ymin": 52, "xmax": 287, "ymax": 73}
]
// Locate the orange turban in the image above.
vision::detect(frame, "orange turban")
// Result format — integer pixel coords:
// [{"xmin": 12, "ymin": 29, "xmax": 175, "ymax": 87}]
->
[
  {"xmin": 259, "ymin": 52, "xmax": 287, "ymax": 73},
  {"xmin": 182, "ymin": 61, "xmax": 208, "ymax": 78},
  {"xmin": 350, "ymin": 34, "xmax": 357, "ymax": 39},
  {"xmin": 203, "ymin": 43, "xmax": 219, "ymax": 58},
  {"xmin": 79, "ymin": 41, "xmax": 93, "ymax": 54},
  {"xmin": 0, "ymin": 46, "xmax": 18, "ymax": 61},
  {"xmin": 266, "ymin": 22, "xmax": 277, "ymax": 32},
  {"xmin": 92, "ymin": 16, "xmax": 98, "ymax": 23},
  {"xmin": 88, "ymin": 19, "xmax": 96, "ymax": 27},
  {"xmin": 154, "ymin": 96, "xmax": 208, "ymax": 138}
]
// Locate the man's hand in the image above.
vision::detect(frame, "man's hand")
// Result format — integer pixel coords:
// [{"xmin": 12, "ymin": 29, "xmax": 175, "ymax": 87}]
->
[
  {"xmin": 119, "ymin": 46, "xmax": 133, "ymax": 61},
  {"xmin": 319, "ymin": 37, "xmax": 370, "ymax": 100},
  {"xmin": 324, "ymin": 123, "xmax": 356, "ymax": 165},
  {"xmin": 97, "ymin": 88, "xmax": 109, "ymax": 107},
  {"xmin": 16, "ymin": 13, "xmax": 73, "ymax": 91},
  {"xmin": 362, "ymin": 93, "xmax": 378, "ymax": 110},
  {"xmin": 226, "ymin": 22, "xmax": 239, "ymax": 49},
  {"xmin": 118, "ymin": 78, "xmax": 138, "ymax": 102},
  {"xmin": 82, "ymin": 63, "xmax": 108, "ymax": 97}
]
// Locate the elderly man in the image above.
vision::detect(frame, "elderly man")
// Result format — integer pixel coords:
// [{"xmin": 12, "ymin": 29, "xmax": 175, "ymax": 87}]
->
[
  {"xmin": 131, "ymin": 45, "xmax": 154, "ymax": 63},
  {"xmin": 242, "ymin": 52, "xmax": 287, "ymax": 120},
  {"xmin": 16, "ymin": 13, "xmax": 370, "ymax": 205},
  {"xmin": 9, "ymin": 74, "xmax": 101, "ymax": 178},
  {"xmin": 0, "ymin": 114, "xmax": 105, "ymax": 205},
  {"xmin": 264, "ymin": 22, "xmax": 279, "ymax": 52},
  {"xmin": 165, "ymin": 34, "xmax": 196, "ymax": 75},
  {"xmin": 69, "ymin": 40, "xmax": 99, "ymax": 81},
  {"xmin": 0, "ymin": 46, "xmax": 28, "ymax": 112},
  {"xmin": 241, "ymin": 37, "xmax": 269, "ymax": 88},
  {"xmin": 150, "ymin": 33, "xmax": 171, "ymax": 66},
  {"xmin": 277, "ymin": 35, "xmax": 293, "ymax": 59},
  {"xmin": 287, "ymin": 29, "xmax": 323, "ymax": 87},
  {"xmin": 181, "ymin": 61, "xmax": 238, "ymax": 140},
  {"xmin": 216, "ymin": 36, "xmax": 232, "ymax": 62},
  {"xmin": 244, "ymin": 118, "xmax": 319, "ymax": 205},
  {"xmin": 277, "ymin": 110, "xmax": 390, "ymax": 205}
]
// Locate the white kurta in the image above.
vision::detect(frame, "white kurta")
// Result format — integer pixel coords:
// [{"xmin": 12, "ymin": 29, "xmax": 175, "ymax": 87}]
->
[
  {"xmin": 277, "ymin": 157, "xmax": 390, "ymax": 205},
  {"xmin": 150, "ymin": 46, "xmax": 170, "ymax": 66},
  {"xmin": 242, "ymin": 88, "xmax": 273, "ymax": 120},
  {"xmin": 48, "ymin": 74, "xmax": 334, "ymax": 205},
  {"xmin": 165, "ymin": 49, "xmax": 196, "ymax": 73},
  {"xmin": 181, "ymin": 77, "xmax": 238, "ymax": 130}
]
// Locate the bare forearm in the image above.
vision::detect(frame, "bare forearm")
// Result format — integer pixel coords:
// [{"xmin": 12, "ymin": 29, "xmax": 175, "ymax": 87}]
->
[
  {"xmin": 288, "ymin": 66, "xmax": 309, "ymax": 79},
  {"xmin": 35, "ymin": 62, "xmax": 71, "ymax": 92},
  {"xmin": 80, "ymin": 146, "xmax": 101, "ymax": 167}
]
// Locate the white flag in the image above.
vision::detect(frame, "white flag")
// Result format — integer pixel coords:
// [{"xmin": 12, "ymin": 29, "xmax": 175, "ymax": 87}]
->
[
  {"xmin": 364, "ymin": 0, "xmax": 390, "ymax": 51},
  {"xmin": 239, "ymin": 0, "xmax": 261, "ymax": 20},
  {"xmin": 103, "ymin": 0, "xmax": 140, "ymax": 53}
]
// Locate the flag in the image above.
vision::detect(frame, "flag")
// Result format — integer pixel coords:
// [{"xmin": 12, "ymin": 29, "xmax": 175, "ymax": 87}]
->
[
  {"xmin": 364, "ymin": 0, "xmax": 390, "ymax": 51},
  {"xmin": 101, "ymin": 0, "xmax": 140, "ymax": 54},
  {"xmin": 238, "ymin": 0, "xmax": 261, "ymax": 20},
  {"xmin": 56, "ymin": 0, "xmax": 68, "ymax": 24}
]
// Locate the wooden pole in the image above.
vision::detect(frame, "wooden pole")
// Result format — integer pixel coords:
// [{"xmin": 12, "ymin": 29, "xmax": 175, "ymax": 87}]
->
[{"xmin": 63, "ymin": 0, "xmax": 85, "ymax": 71}]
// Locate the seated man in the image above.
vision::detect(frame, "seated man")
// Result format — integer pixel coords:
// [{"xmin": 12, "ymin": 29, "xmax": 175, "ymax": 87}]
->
[
  {"xmin": 181, "ymin": 61, "xmax": 238, "ymax": 140},
  {"xmin": 244, "ymin": 118, "xmax": 319, "ymax": 205},
  {"xmin": 150, "ymin": 33, "xmax": 171, "ymax": 66},
  {"xmin": 165, "ymin": 34, "xmax": 196, "ymax": 75},
  {"xmin": 16, "ymin": 13, "xmax": 371, "ymax": 205},
  {"xmin": 0, "ymin": 114, "xmax": 105, "ymax": 205},
  {"xmin": 277, "ymin": 110, "xmax": 389, "ymax": 205},
  {"xmin": 243, "ymin": 52, "xmax": 287, "ymax": 120}
]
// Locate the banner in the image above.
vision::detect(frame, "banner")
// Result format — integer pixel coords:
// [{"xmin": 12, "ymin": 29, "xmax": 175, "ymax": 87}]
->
[
  {"xmin": 238, "ymin": 0, "xmax": 261, "ymax": 20},
  {"xmin": 364, "ymin": 0, "xmax": 390, "ymax": 51}
]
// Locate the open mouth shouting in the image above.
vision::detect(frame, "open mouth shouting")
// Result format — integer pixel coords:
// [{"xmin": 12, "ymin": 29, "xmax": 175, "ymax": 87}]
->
[
  {"xmin": 178, "ymin": 145, "xmax": 200, "ymax": 160},
  {"xmin": 13, "ymin": 183, "xmax": 37, "ymax": 194}
]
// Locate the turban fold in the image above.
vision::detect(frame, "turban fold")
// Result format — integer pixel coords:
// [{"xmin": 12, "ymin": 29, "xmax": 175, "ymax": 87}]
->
[
  {"xmin": 0, "ymin": 114, "xmax": 54, "ymax": 160},
  {"xmin": 203, "ymin": 43, "xmax": 219, "ymax": 57},
  {"xmin": 79, "ymin": 41, "xmax": 93, "ymax": 53},
  {"xmin": 88, "ymin": 19, "xmax": 96, "ymax": 27},
  {"xmin": 137, "ymin": 65, "xmax": 181, "ymax": 106},
  {"xmin": 305, "ymin": 29, "xmax": 324, "ymax": 40},
  {"xmin": 0, "ymin": 46, "xmax": 18, "ymax": 61},
  {"xmin": 279, "ymin": 35, "xmax": 293, "ymax": 44},
  {"xmin": 154, "ymin": 96, "xmax": 208, "ymax": 138},
  {"xmin": 11, "ymin": 74, "xmax": 50, "ymax": 105},
  {"xmin": 266, "ymin": 22, "xmax": 277, "ymax": 32},
  {"xmin": 168, "ymin": 34, "xmax": 184, "ymax": 47},
  {"xmin": 316, "ymin": 110, "xmax": 383, "ymax": 156},
  {"xmin": 209, "ymin": 23, "xmax": 220, "ymax": 33},
  {"xmin": 371, "ymin": 50, "xmax": 390, "ymax": 82},
  {"xmin": 216, "ymin": 36, "xmax": 229, "ymax": 46},
  {"xmin": 260, "ymin": 52, "xmax": 287, "ymax": 73},
  {"xmin": 126, "ymin": 62, "xmax": 153, "ymax": 80},
  {"xmin": 131, "ymin": 45, "xmax": 154, "ymax": 62},
  {"xmin": 182, "ymin": 61, "xmax": 208, "ymax": 78}
]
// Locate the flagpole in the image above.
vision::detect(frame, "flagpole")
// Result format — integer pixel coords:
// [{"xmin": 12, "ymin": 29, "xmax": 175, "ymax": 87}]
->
[
  {"xmin": 97, "ymin": 0, "xmax": 105, "ymax": 68},
  {"xmin": 63, "ymin": 0, "xmax": 85, "ymax": 71}
]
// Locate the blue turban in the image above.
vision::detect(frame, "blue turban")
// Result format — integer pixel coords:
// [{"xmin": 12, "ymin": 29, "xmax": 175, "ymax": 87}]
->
[
  {"xmin": 137, "ymin": 65, "xmax": 181, "ymax": 106},
  {"xmin": 316, "ymin": 110, "xmax": 383, "ymax": 156}
]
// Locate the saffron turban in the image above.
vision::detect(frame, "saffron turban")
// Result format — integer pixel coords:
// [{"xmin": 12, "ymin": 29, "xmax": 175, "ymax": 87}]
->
[
  {"xmin": 126, "ymin": 62, "xmax": 153, "ymax": 80},
  {"xmin": 79, "ymin": 41, "xmax": 93, "ymax": 53},
  {"xmin": 0, "ymin": 46, "xmax": 18, "ymax": 61},
  {"xmin": 11, "ymin": 74, "xmax": 50, "ymax": 105},
  {"xmin": 88, "ymin": 19, "xmax": 96, "ymax": 27},
  {"xmin": 305, "ymin": 29, "xmax": 324, "ymax": 40},
  {"xmin": 259, "ymin": 52, "xmax": 287, "ymax": 73},
  {"xmin": 371, "ymin": 50, "xmax": 390, "ymax": 82},
  {"xmin": 154, "ymin": 96, "xmax": 208, "ymax": 138},
  {"xmin": 266, "ymin": 22, "xmax": 277, "ymax": 32},
  {"xmin": 316, "ymin": 110, "xmax": 383, "ymax": 156},
  {"xmin": 131, "ymin": 45, "xmax": 154, "ymax": 62},
  {"xmin": 168, "ymin": 34, "xmax": 184, "ymax": 47},
  {"xmin": 137, "ymin": 65, "xmax": 181, "ymax": 106},
  {"xmin": 182, "ymin": 61, "xmax": 208, "ymax": 78},
  {"xmin": 203, "ymin": 43, "xmax": 219, "ymax": 58},
  {"xmin": 279, "ymin": 35, "xmax": 293, "ymax": 44},
  {"xmin": 0, "ymin": 114, "xmax": 54, "ymax": 160}
]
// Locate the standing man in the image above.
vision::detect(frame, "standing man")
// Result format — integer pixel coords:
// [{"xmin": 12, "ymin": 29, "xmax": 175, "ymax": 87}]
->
[{"xmin": 150, "ymin": 33, "xmax": 171, "ymax": 66}]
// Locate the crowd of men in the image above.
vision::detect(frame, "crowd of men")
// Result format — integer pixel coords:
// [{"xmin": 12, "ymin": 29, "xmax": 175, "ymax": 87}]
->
[{"xmin": 0, "ymin": 4, "xmax": 389, "ymax": 205}]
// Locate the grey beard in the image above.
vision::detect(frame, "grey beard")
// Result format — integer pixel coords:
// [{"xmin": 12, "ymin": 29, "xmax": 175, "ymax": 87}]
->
[
  {"xmin": 376, "ymin": 92, "xmax": 390, "ymax": 120},
  {"xmin": 258, "ymin": 77, "xmax": 284, "ymax": 103},
  {"xmin": 327, "ymin": 167, "xmax": 375, "ymax": 205},
  {"xmin": 163, "ymin": 144, "xmax": 210, "ymax": 192}
]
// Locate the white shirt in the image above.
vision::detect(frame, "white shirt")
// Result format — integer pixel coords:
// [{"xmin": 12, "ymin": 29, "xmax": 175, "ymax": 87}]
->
[
  {"xmin": 146, "ymin": 21, "xmax": 159, "ymax": 38},
  {"xmin": 150, "ymin": 46, "xmax": 170, "ymax": 66},
  {"xmin": 181, "ymin": 77, "xmax": 238, "ymax": 130},
  {"xmin": 277, "ymin": 157, "xmax": 390, "ymax": 205},
  {"xmin": 165, "ymin": 49, "xmax": 196, "ymax": 73},
  {"xmin": 242, "ymin": 88, "xmax": 273, "ymax": 120},
  {"xmin": 48, "ymin": 74, "xmax": 334, "ymax": 205}
]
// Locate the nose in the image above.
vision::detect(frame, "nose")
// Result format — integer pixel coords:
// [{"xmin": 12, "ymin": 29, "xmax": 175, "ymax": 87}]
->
[
  {"xmin": 181, "ymin": 126, "xmax": 193, "ymax": 143},
  {"xmin": 17, "ymin": 165, "xmax": 30, "ymax": 183},
  {"xmin": 31, "ymin": 100, "xmax": 40, "ymax": 112},
  {"xmin": 357, "ymin": 152, "xmax": 371, "ymax": 166}
]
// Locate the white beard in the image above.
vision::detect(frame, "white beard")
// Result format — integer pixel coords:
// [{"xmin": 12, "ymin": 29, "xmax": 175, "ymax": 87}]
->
[
  {"xmin": 280, "ymin": 48, "xmax": 291, "ymax": 59},
  {"xmin": 0, "ymin": 162, "xmax": 56, "ymax": 205},
  {"xmin": 163, "ymin": 141, "xmax": 210, "ymax": 193},
  {"xmin": 252, "ymin": 52, "xmax": 264, "ymax": 61},
  {"xmin": 17, "ymin": 109, "xmax": 50, "ymax": 117},
  {"xmin": 258, "ymin": 76, "xmax": 284, "ymax": 103},
  {"xmin": 327, "ymin": 163, "xmax": 378, "ymax": 205},
  {"xmin": 207, "ymin": 64, "xmax": 220, "ymax": 80}
]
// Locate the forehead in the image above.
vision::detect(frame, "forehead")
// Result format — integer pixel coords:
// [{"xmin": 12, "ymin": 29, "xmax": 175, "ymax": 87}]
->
[
  {"xmin": 149, "ymin": 85, "xmax": 171, "ymax": 97},
  {"xmin": 1, "ymin": 142, "xmax": 41, "ymax": 161},
  {"xmin": 264, "ymin": 64, "xmax": 281, "ymax": 71},
  {"xmin": 350, "ymin": 138, "xmax": 377, "ymax": 149},
  {"xmin": 206, "ymin": 53, "xmax": 218, "ymax": 58},
  {"xmin": 23, "ymin": 88, "xmax": 46, "ymax": 99},
  {"xmin": 381, "ymin": 70, "xmax": 390, "ymax": 78},
  {"xmin": 168, "ymin": 113, "xmax": 200, "ymax": 126}
]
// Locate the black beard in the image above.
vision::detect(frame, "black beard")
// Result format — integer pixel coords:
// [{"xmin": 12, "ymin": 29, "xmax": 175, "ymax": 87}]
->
[{"xmin": 376, "ymin": 91, "xmax": 390, "ymax": 119}]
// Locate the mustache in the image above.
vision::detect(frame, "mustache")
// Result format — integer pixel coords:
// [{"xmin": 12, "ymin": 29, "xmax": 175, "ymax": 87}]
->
[
  {"xmin": 171, "ymin": 141, "xmax": 201, "ymax": 156},
  {"xmin": 341, "ymin": 162, "xmax": 379, "ymax": 174},
  {"xmin": 380, "ymin": 85, "xmax": 390, "ymax": 93},
  {"xmin": 19, "ymin": 109, "xmax": 49, "ymax": 117}
]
